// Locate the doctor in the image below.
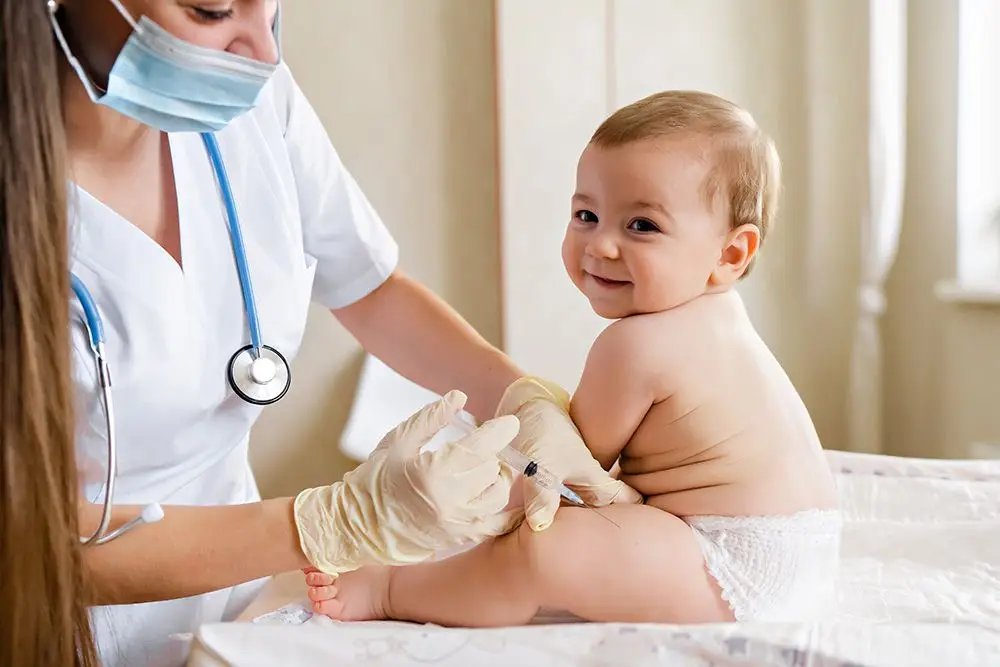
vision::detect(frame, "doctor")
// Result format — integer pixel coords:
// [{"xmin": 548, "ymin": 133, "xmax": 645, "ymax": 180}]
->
[{"xmin": 43, "ymin": 1, "xmax": 640, "ymax": 666}]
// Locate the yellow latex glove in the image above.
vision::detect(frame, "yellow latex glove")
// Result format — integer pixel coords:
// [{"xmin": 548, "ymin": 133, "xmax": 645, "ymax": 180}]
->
[
  {"xmin": 496, "ymin": 376, "xmax": 643, "ymax": 531},
  {"xmin": 294, "ymin": 390, "xmax": 519, "ymax": 576}
]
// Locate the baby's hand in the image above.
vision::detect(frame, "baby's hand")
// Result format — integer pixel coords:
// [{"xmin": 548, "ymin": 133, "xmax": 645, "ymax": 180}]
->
[{"xmin": 303, "ymin": 567, "xmax": 343, "ymax": 617}]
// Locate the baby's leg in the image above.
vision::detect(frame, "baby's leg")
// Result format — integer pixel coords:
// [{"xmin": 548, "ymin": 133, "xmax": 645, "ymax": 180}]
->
[{"xmin": 322, "ymin": 503, "xmax": 733, "ymax": 626}]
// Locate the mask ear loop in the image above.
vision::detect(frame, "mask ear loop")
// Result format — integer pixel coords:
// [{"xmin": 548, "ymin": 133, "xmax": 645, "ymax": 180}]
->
[
  {"xmin": 46, "ymin": 0, "xmax": 138, "ymax": 99},
  {"xmin": 272, "ymin": 2, "xmax": 284, "ymax": 60},
  {"xmin": 47, "ymin": 1, "xmax": 102, "ymax": 99},
  {"xmin": 106, "ymin": 0, "xmax": 140, "ymax": 30}
]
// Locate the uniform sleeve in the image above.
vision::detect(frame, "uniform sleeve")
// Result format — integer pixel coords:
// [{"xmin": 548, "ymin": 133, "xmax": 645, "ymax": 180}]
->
[{"xmin": 270, "ymin": 64, "xmax": 399, "ymax": 309}]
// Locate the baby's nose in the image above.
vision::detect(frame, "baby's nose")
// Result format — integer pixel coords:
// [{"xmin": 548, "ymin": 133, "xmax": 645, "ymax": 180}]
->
[{"xmin": 585, "ymin": 232, "xmax": 620, "ymax": 260}]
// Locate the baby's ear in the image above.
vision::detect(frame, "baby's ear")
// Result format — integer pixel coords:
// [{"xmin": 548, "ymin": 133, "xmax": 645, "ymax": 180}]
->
[{"xmin": 710, "ymin": 223, "xmax": 760, "ymax": 286}]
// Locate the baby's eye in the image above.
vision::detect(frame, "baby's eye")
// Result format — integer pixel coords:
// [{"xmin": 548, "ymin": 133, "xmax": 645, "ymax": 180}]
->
[
  {"xmin": 574, "ymin": 210, "xmax": 598, "ymax": 223},
  {"xmin": 628, "ymin": 218, "xmax": 660, "ymax": 233}
]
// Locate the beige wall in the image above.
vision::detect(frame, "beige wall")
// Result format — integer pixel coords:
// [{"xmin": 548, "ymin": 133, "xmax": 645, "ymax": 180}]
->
[
  {"xmin": 495, "ymin": 0, "xmax": 612, "ymax": 390},
  {"xmin": 249, "ymin": 1, "xmax": 500, "ymax": 498}
]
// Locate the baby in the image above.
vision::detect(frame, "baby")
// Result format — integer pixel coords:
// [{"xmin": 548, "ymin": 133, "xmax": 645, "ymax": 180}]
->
[{"xmin": 306, "ymin": 91, "xmax": 841, "ymax": 625}]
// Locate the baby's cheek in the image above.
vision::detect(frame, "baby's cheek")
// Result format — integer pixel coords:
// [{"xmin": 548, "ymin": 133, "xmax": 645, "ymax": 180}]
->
[{"xmin": 503, "ymin": 475, "xmax": 525, "ymax": 512}]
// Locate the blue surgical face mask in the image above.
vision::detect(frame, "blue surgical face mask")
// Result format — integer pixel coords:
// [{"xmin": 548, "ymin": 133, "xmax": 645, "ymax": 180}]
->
[{"xmin": 48, "ymin": 0, "xmax": 283, "ymax": 133}]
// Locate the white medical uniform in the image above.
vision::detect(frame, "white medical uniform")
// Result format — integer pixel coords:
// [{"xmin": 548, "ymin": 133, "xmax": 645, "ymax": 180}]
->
[{"xmin": 70, "ymin": 63, "xmax": 398, "ymax": 667}]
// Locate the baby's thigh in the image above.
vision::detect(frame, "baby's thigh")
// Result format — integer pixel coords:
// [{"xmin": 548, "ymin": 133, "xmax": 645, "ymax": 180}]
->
[{"xmin": 523, "ymin": 504, "xmax": 732, "ymax": 624}]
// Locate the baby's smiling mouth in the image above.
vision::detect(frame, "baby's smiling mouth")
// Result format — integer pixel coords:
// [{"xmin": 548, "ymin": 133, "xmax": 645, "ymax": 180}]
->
[{"xmin": 585, "ymin": 271, "xmax": 631, "ymax": 288}]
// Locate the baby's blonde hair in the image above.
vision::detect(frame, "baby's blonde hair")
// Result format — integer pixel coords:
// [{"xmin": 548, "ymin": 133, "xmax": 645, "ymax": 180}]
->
[{"xmin": 590, "ymin": 91, "xmax": 781, "ymax": 277}]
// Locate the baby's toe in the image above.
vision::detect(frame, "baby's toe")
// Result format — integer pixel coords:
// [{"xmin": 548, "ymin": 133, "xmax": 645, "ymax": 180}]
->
[
  {"xmin": 305, "ymin": 571, "xmax": 335, "ymax": 586},
  {"xmin": 313, "ymin": 596, "xmax": 345, "ymax": 618},
  {"xmin": 307, "ymin": 584, "xmax": 338, "ymax": 602}
]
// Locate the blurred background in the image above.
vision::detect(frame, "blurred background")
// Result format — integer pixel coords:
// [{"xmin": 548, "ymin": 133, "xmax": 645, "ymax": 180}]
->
[{"xmin": 249, "ymin": 0, "xmax": 1000, "ymax": 499}]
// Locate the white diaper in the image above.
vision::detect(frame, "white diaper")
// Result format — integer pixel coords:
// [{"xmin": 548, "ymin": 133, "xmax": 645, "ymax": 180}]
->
[{"xmin": 685, "ymin": 509, "xmax": 842, "ymax": 622}]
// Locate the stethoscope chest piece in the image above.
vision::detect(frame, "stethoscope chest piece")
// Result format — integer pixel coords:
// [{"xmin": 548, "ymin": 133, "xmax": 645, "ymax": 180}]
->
[{"xmin": 227, "ymin": 344, "xmax": 291, "ymax": 405}]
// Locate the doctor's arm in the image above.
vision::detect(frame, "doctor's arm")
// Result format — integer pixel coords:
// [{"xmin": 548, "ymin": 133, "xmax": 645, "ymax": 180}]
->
[
  {"xmin": 332, "ymin": 270, "xmax": 523, "ymax": 422},
  {"xmin": 79, "ymin": 498, "xmax": 308, "ymax": 606},
  {"xmin": 276, "ymin": 64, "xmax": 521, "ymax": 420},
  {"xmin": 79, "ymin": 390, "xmax": 518, "ymax": 606}
]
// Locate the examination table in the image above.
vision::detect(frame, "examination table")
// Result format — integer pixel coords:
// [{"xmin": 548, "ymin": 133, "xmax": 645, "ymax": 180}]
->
[{"xmin": 186, "ymin": 450, "xmax": 1000, "ymax": 666}]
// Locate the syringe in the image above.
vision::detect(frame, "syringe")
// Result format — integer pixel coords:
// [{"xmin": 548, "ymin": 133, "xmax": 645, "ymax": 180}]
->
[
  {"xmin": 495, "ymin": 446, "xmax": 586, "ymax": 507},
  {"xmin": 448, "ymin": 416, "xmax": 619, "ymax": 527}
]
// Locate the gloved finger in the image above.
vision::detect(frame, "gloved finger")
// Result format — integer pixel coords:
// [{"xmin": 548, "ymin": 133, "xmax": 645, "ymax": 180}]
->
[
  {"xmin": 385, "ymin": 390, "xmax": 467, "ymax": 458},
  {"xmin": 523, "ymin": 484, "xmax": 560, "ymax": 532},
  {"xmin": 429, "ymin": 414, "xmax": 520, "ymax": 472},
  {"xmin": 504, "ymin": 476, "xmax": 525, "ymax": 512},
  {"xmin": 471, "ymin": 508, "xmax": 523, "ymax": 540},
  {"xmin": 551, "ymin": 453, "xmax": 631, "ymax": 506},
  {"xmin": 453, "ymin": 503, "xmax": 508, "ymax": 532},
  {"xmin": 442, "ymin": 460, "xmax": 514, "ymax": 524},
  {"xmin": 609, "ymin": 480, "xmax": 644, "ymax": 505},
  {"xmin": 458, "ymin": 414, "xmax": 521, "ymax": 457},
  {"xmin": 461, "ymin": 466, "xmax": 516, "ymax": 517},
  {"xmin": 575, "ymin": 478, "xmax": 644, "ymax": 507},
  {"xmin": 497, "ymin": 377, "xmax": 570, "ymax": 415}
]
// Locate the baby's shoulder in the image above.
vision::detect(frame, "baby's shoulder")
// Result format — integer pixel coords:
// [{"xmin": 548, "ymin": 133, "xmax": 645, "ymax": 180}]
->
[
  {"xmin": 590, "ymin": 314, "xmax": 690, "ymax": 379},
  {"xmin": 597, "ymin": 310, "xmax": 698, "ymax": 352},
  {"xmin": 594, "ymin": 313, "xmax": 672, "ymax": 353}
]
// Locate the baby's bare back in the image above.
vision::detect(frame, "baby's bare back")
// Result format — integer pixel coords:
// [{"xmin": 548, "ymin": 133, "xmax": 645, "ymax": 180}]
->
[{"xmin": 616, "ymin": 291, "xmax": 836, "ymax": 518}]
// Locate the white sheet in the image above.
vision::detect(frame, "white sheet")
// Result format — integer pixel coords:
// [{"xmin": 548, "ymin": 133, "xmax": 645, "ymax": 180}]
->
[{"xmin": 187, "ymin": 451, "xmax": 1000, "ymax": 666}]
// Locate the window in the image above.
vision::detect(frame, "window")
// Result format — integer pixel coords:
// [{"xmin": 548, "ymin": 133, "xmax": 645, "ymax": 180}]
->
[{"xmin": 955, "ymin": 0, "xmax": 1000, "ymax": 289}]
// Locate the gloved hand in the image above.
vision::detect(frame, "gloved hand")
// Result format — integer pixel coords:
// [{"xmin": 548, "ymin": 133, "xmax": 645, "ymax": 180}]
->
[
  {"xmin": 293, "ymin": 390, "xmax": 519, "ymax": 576},
  {"xmin": 496, "ymin": 376, "xmax": 643, "ymax": 531}
]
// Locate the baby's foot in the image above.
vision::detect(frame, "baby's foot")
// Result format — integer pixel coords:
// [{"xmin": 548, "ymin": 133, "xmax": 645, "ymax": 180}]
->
[
  {"xmin": 304, "ymin": 568, "xmax": 342, "ymax": 617},
  {"xmin": 305, "ymin": 566, "xmax": 392, "ymax": 622}
]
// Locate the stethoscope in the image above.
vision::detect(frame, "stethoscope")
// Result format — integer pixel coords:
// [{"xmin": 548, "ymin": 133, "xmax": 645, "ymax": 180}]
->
[{"xmin": 75, "ymin": 132, "xmax": 291, "ymax": 546}]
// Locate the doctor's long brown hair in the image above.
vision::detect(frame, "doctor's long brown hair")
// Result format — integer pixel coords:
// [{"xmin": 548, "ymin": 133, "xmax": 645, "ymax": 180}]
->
[{"xmin": 0, "ymin": 2, "xmax": 97, "ymax": 665}]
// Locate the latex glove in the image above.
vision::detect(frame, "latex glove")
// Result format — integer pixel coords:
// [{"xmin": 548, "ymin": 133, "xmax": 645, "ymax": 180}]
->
[
  {"xmin": 294, "ymin": 390, "xmax": 519, "ymax": 576},
  {"xmin": 496, "ymin": 376, "xmax": 643, "ymax": 531}
]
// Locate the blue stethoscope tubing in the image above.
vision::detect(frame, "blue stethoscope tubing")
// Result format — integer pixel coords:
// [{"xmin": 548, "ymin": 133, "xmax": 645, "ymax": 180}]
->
[
  {"xmin": 202, "ymin": 132, "xmax": 262, "ymax": 352},
  {"xmin": 202, "ymin": 132, "xmax": 291, "ymax": 406},
  {"xmin": 74, "ymin": 131, "xmax": 290, "ymax": 546}
]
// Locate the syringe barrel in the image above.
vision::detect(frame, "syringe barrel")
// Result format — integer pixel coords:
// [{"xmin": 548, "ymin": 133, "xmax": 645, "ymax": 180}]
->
[
  {"xmin": 496, "ymin": 446, "xmax": 531, "ymax": 474},
  {"xmin": 496, "ymin": 447, "xmax": 559, "ymax": 491},
  {"xmin": 451, "ymin": 418, "xmax": 555, "ymax": 485},
  {"xmin": 449, "ymin": 415, "xmax": 477, "ymax": 436}
]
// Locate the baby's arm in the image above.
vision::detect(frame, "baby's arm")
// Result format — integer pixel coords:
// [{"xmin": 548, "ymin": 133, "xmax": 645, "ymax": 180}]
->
[
  {"xmin": 571, "ymin": 319, "xmax": 659, "ymax": 469},
  {"xmin": 308, "ymin": 502, "xmax": 731, "ymax": 626}
]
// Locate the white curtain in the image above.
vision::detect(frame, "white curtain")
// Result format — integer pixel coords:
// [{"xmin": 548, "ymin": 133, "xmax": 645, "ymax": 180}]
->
[{"xmin": 846, "ymin": 0, "xmax": 908, "ymax": 454}]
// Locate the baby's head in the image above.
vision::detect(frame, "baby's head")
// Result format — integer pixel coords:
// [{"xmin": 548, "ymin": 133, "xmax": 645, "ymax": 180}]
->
[{"xmin": 561, "ymin": 90, "xmax": 781, "ymax": 319}]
